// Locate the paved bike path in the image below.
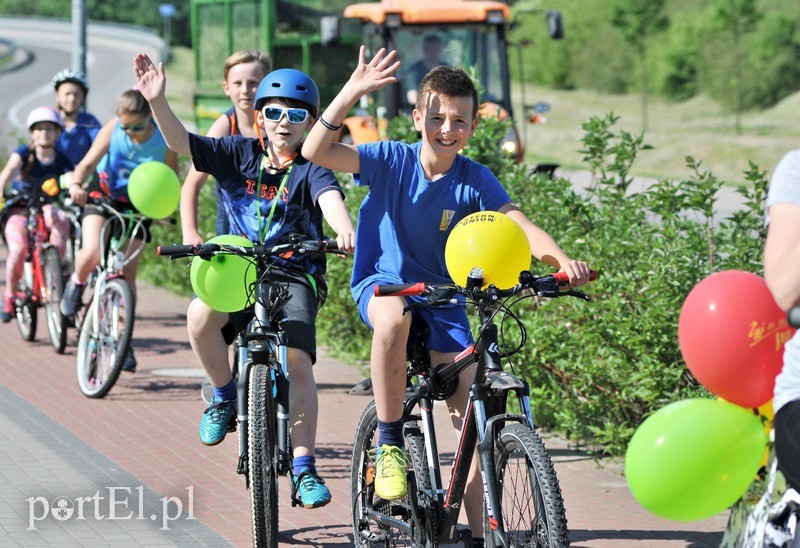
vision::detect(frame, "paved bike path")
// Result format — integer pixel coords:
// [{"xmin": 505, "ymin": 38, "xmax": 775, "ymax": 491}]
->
[{"xmin": 0, "ymin": 274, "xmax": 728, "ymax": 546}]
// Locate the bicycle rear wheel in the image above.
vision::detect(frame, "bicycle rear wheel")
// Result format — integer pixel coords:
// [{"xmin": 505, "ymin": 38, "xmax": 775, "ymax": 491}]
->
[
  {"xmin": 75, "ymin": 278, "xmax": 135, "ymax": 398},
  {"xmin": 487, "ymin": 423, "xmax": 568, "ymax": 548},
  {"xmin": 248, "ymin": 363, "xmax": 279, "ymax": 547},
  {"xmin": 43, "ymin": 247, "xmax": 67, "ymax": 353},
  {"xmin": 351, "ymin": 400, "xmax": 418, "ymax": 547}
]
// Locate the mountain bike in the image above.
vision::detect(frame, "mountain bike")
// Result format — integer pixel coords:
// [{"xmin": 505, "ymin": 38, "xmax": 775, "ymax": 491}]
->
[
  {"xmin": 159, "ymin": 235, "xmax": 344, "ymax": 547},
  {"xmin": 1, "ymin": 191, "xmax": 68, "ymax": 353},
  {"xmin": 351, "ymin": 267, "xmax": 596, "ymax": 547},
  {"xmin": 74, "ymin": 196, "xmax": 145, "ymax": 398}
]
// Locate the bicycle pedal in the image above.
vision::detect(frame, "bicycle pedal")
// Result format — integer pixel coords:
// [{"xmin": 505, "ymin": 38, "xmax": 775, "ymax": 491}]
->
[{"xmin": 360, "ymin": 530, "xmax": 387, "ymax": 542}]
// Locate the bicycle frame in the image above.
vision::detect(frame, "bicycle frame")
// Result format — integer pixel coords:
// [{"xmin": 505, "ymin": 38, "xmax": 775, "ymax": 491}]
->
[
  {"xmin": 391, "ymin": 299, "xmax": 534, "ymax": 545},
  {"xmin": 78, "ymin": 203, "xmax": 147, "ymax": 338},
  {"xmin": 24, "ymin": 205, "xmax": 52, "ymax": 304},
  {"xmin": 234, "ymin": 276, "xmax": 294, "ymax": 484}
]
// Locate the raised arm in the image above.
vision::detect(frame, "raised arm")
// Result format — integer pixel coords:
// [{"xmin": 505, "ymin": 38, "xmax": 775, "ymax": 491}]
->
[
  {"xmin": 302, "ymin": 46, "xmax": 400, "ymax": 174},
  {"xmin": 500, "ymin": 203, "xmax": 592, "ymax": 287},
  {"xmin": 133, "ymin": 53, "xmax": 191, "ymax": 156}
]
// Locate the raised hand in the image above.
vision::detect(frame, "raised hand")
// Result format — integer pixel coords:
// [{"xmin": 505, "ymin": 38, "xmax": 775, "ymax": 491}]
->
[
  {"xmin": 133, "ymin": 53, "xmax": 166, "ymax": 102},
  {"xmin": 345, "ymin": 46, "xmax": 401, "ymax": 98}
]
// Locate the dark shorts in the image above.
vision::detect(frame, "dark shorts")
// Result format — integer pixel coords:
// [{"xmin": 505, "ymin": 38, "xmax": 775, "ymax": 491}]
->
[
  {"xmin": 355, "ymin": 283, "xmax": 473, "ymax": 353},
  {"xmin": 82, "ymin": 202, "xmax": 153, "ymax": 243},
  {"xmin": 775, "ymin": 398, "xmax": 800, "ymax": 491},
  {"xmin": 221, "ymin": 272, "xmax": 322, "ymax": 363}
]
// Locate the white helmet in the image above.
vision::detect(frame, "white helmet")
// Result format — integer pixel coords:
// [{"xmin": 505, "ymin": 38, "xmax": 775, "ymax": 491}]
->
[
  {"xmin": 26, "ymin": 106, "xmax": 64, "ymax": 130},
  {"xmin": 52, "ymin": 68, "xmax": 89, "ymax": 93}
]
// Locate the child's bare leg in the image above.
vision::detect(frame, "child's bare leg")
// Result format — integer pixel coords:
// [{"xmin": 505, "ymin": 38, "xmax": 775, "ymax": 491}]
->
[
  {"xmin": 367, "ymin": 295, "xmax": 411, "ymax": 422},
  {"xmin": 286, "ymin": 347, "xmax": 317, "ymax": 457}
]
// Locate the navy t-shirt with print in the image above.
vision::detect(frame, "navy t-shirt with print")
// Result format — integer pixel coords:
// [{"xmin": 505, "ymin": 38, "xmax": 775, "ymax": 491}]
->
[{"xmin": 189, "ymin": 133, "xmax": 342, "ymax": 279}]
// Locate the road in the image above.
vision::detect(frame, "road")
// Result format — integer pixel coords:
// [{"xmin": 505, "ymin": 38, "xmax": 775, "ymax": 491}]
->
[{"xmin": 0, "ymin": 17, "xmax": 164, "ymax": 152}]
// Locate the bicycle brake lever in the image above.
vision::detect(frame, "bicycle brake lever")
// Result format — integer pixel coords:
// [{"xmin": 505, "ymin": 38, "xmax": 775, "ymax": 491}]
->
[{"xmin": 564, "ymin": 290, "xmax": 591, "ymax": 301}]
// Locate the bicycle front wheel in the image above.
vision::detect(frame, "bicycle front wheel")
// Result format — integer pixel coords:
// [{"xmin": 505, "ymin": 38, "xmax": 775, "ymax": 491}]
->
[
  {"xmin": 352, "ymin": 400, "xmax": 418, "ymax": 547},
  {"xmin": 248, "ymin": 363, "xmax": 279, "ymax": 547},
  {"xmin": 487, "ymin": 423, "xmax": 568, "ymax": 548},
  {"xmin": 43, "ymin": 247, "xmax": 67, "ymax": 353},
  {"xmin": 75, "ymin": 278, "xmax": 135, "ymax": 398}
]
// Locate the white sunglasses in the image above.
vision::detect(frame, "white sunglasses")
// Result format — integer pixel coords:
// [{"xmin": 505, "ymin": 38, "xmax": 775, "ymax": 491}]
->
[{"xmin": 261, "ymin": 105, "xmax": 309, "ymax": 124}]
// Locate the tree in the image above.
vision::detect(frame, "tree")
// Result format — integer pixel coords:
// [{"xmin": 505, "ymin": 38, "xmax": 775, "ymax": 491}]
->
[
  {"xmin": 611, "ymin": 0, "xmax": 668, "ymax": 132},
  {"xmin": 709, "ymin": 0, "xmax": 761, "ymax": 135}
]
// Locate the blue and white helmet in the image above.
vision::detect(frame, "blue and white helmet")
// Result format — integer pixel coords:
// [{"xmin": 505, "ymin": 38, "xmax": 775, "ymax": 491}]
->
[
  {"xmin": 254, "ymin": 69, "xmax": 319, "ymax": 118},
  {"xmin": 52, "ymin": 68, "xmax": 89, "ymax": 94}
]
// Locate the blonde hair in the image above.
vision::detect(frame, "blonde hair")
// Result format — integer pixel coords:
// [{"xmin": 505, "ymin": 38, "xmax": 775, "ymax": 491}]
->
[
  {"xmin": 223, "ymin": 50, "xmax": 272, "ymax": 80},
  {"xmin": 117, "ymin": 89, "xmax": 150, "ymax": 117}
]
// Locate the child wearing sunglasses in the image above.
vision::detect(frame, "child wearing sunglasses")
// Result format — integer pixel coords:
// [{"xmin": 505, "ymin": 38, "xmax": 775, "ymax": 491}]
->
[
  {"xmin": 180, "ymin": 50, "xmax": 272, "ymax": 244},
  {"xmin": 60, "ymin": 88, "xmax": 179, "ymax": 372},
  {"xmin": 133, "ymin": 52, "xmax": 355, "ymax": 509}
]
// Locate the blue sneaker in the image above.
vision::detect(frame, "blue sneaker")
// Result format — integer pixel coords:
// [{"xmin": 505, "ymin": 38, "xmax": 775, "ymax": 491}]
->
[
  {"xmin": 293, "ymin": 470, "xmax": 332, "ymax": 508},
  {"xmin": 199, "ymin": 399, "xmax": 236, "ymax": 446},
  {"xmin": 60, "ymin": 279, "xmax": 85, "ymax": 318}
]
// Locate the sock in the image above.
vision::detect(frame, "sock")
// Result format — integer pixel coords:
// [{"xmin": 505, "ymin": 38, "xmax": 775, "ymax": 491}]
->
[
  {"xmin": 212, "ymin": 379, "xmax": 236, "ymax": 402},
  {"xmin": 70, "ymin": 273, "xmax": 87, "ymax": 286},
  {"xmin": 293, "ymin": 455, "xmax": 317, "ymax": 476},
  {"xmin": 377, "ymin": 419, "xmax": 405, "ymax": 448},
  {"xmin": 472, "ymin": 538, "xmax": 485, "ymax": 548}
]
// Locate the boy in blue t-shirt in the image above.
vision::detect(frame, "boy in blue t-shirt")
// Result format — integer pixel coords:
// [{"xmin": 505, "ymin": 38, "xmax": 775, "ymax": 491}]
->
[
  {"xmin": 51, "ymin": 69, "xmax": 102, "ymax": 166},
  {"xmin": 303, "ymin": 46, "xmax": 591, "ymax": 540},
  {"xmin": 133, "ymin": 53, "xmax": 355, "ymax": 509}
]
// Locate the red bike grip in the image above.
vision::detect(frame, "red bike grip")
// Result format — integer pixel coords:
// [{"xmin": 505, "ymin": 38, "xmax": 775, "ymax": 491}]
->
[
  {"xmin": 374, "ymin": 283, "xmax": 427, "ymax": 297},
  {"xmin": 553, "ymin": 269, "xmax": 598, "ymax": 285}
]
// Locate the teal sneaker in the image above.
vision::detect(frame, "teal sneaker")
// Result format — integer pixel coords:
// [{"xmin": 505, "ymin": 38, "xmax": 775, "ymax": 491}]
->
[
  {"xmin": 293, "ymin": 470, "xmax": 332, "ymax": 508},
  {"xmin": 199, "ymin": 399, "xmax": 236, "ymax": 446}
]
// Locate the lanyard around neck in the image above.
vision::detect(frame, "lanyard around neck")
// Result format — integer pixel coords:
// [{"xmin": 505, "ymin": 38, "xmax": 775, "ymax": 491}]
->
[{"xmin": 256, "ymin": 156, "xmax": 294, "ymax": 243}]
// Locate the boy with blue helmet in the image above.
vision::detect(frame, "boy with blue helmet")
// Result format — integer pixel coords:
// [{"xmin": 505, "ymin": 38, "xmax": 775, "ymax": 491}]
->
[
  {"xmin": 303, "ymin": 46, "xmax": 591, "ymax": 542},
  {"xmin": 133, "ymin": 52, "xmax": 355, "ymax": 509}
]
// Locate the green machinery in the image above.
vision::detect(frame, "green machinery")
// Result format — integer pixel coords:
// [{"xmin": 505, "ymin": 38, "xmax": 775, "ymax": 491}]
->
[{"xmin": 190, "ymin": 0, "xmax": 365, "ymax": 132}]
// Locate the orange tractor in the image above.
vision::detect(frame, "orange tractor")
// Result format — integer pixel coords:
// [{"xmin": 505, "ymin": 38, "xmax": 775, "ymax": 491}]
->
[{"xmin": 330, "ymin": 0, "xmax": 562, "ymax": 163}]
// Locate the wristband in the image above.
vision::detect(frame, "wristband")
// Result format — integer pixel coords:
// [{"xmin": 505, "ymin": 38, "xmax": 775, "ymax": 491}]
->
[{"xmin": 318, "ymin": 117, "xmax": 343, "ymax": 131}]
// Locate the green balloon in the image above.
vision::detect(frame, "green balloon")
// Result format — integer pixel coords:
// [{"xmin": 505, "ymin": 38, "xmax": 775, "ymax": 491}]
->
[
  {"xmin": 190, "ymin": 235, "xmax": 256, "ymax": 313},
  {"xmin": 625, "ymin": 398, "xmax": 767, "ymax": 521},
  {"xmin": 127, "ymin": 161, "xmax": 180, "ymax": 219}
]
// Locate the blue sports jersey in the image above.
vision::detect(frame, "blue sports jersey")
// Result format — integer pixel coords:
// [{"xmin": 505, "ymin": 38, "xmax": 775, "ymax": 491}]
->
[
  {"xmin": 351, "ymin": 140, "xmax": 512, "ymax": 302},
  {"xmin": 56, "ymin": 112, "xmax": 101, "ymax": 166},
  {"xmin": 96, "ymin": 121, "xmax": 170, "ymax": 202},
  {"xmin": 189, "ymin": 133, "xmax": 343, "ymax": 278},
  {"xmin": 11, "ymin": 145, "xmax": 74, "ymax": 196}
]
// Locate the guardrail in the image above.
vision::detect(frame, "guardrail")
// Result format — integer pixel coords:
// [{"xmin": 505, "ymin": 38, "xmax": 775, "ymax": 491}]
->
[{"xmin": 0, "ymin": 16, "xmax": 167, "ymax": 62}]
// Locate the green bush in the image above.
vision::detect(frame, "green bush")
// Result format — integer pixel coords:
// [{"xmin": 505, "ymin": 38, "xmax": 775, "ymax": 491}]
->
[{"xmin": 315, "ymin": 109, "xmax": 767, "ymax": 455}]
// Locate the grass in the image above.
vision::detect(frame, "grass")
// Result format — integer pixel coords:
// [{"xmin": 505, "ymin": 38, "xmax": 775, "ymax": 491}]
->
[{"xmin": 516, "ymin": 83, "xmax": 800, "ymax": 185}]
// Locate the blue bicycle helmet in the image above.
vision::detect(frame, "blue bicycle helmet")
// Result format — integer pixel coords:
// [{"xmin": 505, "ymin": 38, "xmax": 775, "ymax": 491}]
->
[{"xmin": 254, "ymin": 69, "xmax": 319, "ymax": 118}]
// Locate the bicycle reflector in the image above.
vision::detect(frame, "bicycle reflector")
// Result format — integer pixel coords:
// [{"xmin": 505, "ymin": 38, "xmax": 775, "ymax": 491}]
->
[
  {"xmin": 445, "ymin": 211, "xmax": 530, "ymax": 289},
  {"xmin": 190, "ymin": 234, "xmax": 256, "ymax": 312}
]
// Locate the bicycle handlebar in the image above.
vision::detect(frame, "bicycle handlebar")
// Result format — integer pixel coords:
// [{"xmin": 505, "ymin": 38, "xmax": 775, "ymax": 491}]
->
[
  {"xmin": 157, "ymin": 236, "xmax": 344, "ymax": 260},
  {"xmin": 375, "ymin": 269, "xmax": 597, "ymax": 301},
  {"xmin": 789, "ymin": 307, "xmax": 800, "ymax": 329}
]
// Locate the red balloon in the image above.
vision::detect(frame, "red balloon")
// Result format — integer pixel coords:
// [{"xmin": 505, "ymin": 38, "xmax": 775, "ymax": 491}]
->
[{"xmin": 678, "ymin": 270, "xmax": 795, "ymax": 408}]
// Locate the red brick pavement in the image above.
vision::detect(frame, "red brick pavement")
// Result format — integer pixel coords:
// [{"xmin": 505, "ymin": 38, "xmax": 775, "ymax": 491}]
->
[{"xmin": 0, "ymin": 279, "xmax": 729, "ymax": 547}]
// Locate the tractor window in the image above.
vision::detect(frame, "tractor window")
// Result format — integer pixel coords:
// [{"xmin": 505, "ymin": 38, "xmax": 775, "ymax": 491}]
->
[{"xmin": 392, "ymin": 25, "xmax": 507, "ymax": 112}]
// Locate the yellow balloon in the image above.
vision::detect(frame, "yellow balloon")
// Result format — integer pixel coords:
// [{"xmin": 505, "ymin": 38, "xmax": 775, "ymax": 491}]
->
[{"xmin": 445, "ymin": 211, "xmax": 530, "ymax": 289}]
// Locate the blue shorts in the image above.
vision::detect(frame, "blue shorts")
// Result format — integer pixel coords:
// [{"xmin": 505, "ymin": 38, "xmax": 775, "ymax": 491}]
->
[{"xmin": 356, "ymin": 284, "xmax": 473, "ymax": 353}]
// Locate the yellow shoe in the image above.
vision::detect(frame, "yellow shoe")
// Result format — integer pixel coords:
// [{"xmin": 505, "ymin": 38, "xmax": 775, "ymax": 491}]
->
[{"xmin": 374, "ymin": 444, "xmax": 409, "ymax": 500}]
